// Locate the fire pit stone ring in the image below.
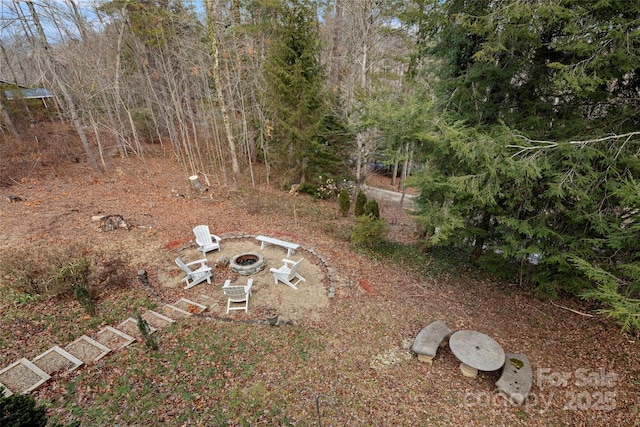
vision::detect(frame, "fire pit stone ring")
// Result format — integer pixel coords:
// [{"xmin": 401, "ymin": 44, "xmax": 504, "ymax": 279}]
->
[{"xmin": 229, "ymin": 252, "xmax": 266, "ymax": 276}]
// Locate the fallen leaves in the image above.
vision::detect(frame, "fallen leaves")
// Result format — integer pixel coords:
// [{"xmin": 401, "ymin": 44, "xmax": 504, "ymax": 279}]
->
[{"xmin": 0, "ymin": 154, "xmax": 637, "ymax": 426}]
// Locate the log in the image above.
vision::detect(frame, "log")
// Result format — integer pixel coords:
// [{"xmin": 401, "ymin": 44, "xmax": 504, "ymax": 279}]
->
[{"xmin": 92, "ymin": 214, "xmax": 129, "ymax": 231}]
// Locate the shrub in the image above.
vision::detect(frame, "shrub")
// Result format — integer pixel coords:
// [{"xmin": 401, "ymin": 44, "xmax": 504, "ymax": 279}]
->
[
  {"xmin": 0, "ymin": 245, "xmax": 133, "ymax": 299},
  {"xmin": 0, "ymin": 245, "xmax": 82, "ymax": 296},
  {"xmin": 297, "ymin": 182, "xmax": 318, "ymax": 197},
  {"xmin": 363, "ymin": 198, "xmax": 380, "ymax": 219},
  {"xmin": 317, "ymin": 177, "xmax": 339, "ymax": 199},
  {"xmin": 354, "ymin": 190, "xmax": 367, "ymax": 217},
  {"xmin": 0, "ymin": 391, "xmax": 48, "ymax": 427},
  {"xmin": 56, "ymin": 257, "xmax": 91, "ymax": 289},
  {"xmin": 74, "ymin": 284, "xmax": 96, "ymax": 316},
  {"xmin": 350, "ymin": 215, "xmax": 388, "ymax": 248},
  {"xmin": 137, "ymin": 312, "xmax": 158, "ymax": 350},
  {"xmin": 338, "ymin": 188, "xmax": 350, "ymax": 217},
  {"xmin": 55, "ymin": 257, "xmax": 97, "ymax": 316}
]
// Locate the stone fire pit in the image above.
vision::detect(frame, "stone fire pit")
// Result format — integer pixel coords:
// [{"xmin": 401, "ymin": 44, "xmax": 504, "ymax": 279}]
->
[{"xmin": 229, "ymin": 252, "xmax": 265, "ymax": 276}]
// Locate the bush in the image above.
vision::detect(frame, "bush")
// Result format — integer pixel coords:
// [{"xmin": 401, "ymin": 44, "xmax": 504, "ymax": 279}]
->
[
  {"xmin": 354, "ymin": 190, "xmax": 367, "ymax": 217},
  {"xmin": 56, "ymin": 257, "xmax": 98, "ymax": 316},
  {"xmin": 0, "ymin": 244, "xmax": 133, "ymax": 299},
  {"xmin": 338, "ymin": 188, "xmax": 350, "ymax": 217},
  {"xmin": 363, "ymin": 198, "xmax": 380, "ymax": 219},
  {"xmin": 74, "ymin": 284, "xmax": 96, "ymax": 316},
  {"xmin": 317, "ymin": 177, "xmax": 339, "ymax": 199},
  {"xmin": 0, "ymin": 245, "xmax": 83, "ymax": 296},
  {"xmin": 56, "ymin": 257, "xmax": 91, "ymax": 289},
  {"xmin": 350, "ymin": 215, "xmax": 388, "ymax": 248},
  {"xmin": 0, "ymin": 391, "xmax": 48, "ymax": 427},
  {"xmin": 137, "ymin": 312, "xmax": 158, "ymax": 350},
  {"xmin": 297, "ymin": 182, "xmax": 318, "ymax": 197},
  {"xmin": 574, "ymin": 256, "xmax": 640, "ymax": 332}
]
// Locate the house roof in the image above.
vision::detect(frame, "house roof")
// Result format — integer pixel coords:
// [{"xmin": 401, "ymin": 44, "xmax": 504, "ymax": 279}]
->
[
  {"xmin": 0, "ymin": 79, "xmax": 27, "ymax": 88},
  {"xmin": 3, "ymin": 87, "xmax": 53, "ymax": 100}
]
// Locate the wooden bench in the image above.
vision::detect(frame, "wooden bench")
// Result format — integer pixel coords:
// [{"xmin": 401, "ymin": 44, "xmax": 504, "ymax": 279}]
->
[
  {"xmin": 411, "ymin": 320, "xmax": 453, "ymax": 364},
  {"xmin": 255, "ymin": 235, "xmax": 300, "ymax": 257},
  {"xmin": 495, "ymin": 353, "xmax": 533, "ymax": 405}
]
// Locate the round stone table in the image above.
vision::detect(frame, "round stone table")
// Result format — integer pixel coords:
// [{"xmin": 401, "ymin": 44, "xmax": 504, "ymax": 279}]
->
[{"xmin": 449, "ymin": 330, "xmax": 505, "ymax": 377}]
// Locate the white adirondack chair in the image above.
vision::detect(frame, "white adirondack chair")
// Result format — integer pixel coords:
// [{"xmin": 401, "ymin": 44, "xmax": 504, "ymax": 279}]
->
[
  {"xmin": 270, "ymin": 258, "xmax": 306, "ymax": 290},
  {"xmin": 222, "ymin": 279, "xmax": 253, "ymax": 313},
  {"xmin": 175, "ymin": 258, "xmax": 212, "ymax": 289},
  {"xmin": 193, "ymin": 225, "xmax": 222, "ymax": 256}
]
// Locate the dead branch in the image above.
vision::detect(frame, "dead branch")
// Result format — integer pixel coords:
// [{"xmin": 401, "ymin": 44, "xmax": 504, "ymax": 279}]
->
[
  {"xmin": 508, "ymin": 131, "xmax": 640, "ymax": 157},
  {"xmin": 550, "ymin": 301, "xmax": 594, "ymax": 317}
]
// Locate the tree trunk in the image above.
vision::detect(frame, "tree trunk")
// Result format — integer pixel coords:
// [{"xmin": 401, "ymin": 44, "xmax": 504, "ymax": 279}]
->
[
  {"xmin": 0, "ymin": 99, "xmax": 19, "ymax": 139},
  {"xmin": 205, "ymin": 0, "xmax": 240, "ymax": 177},
  {"xmin": 329, "ymin": 0, "xmax": 343, "ymax": 90},
  {"xmin": 25, "ymin": 0, "xmax": 101, "ymax": 172},
  {"xmin": 355, "ymin": 132, "xmax": 365, "ymax": 183}
]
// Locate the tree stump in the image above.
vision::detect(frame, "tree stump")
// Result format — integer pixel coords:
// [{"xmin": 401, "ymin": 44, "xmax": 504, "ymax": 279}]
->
[{"xmin": 189, "ymin": 175, "xmax": 203, "ymax": 193}]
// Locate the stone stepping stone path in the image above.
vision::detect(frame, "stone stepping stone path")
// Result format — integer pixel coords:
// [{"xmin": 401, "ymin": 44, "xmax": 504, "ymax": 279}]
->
[
  {"xmin": 117, "ymin": 317, "xmax": 158, "ymax": 341},
  {"xmin": 173, "ymin": 298, "xmax": 208, "ymax": 314},
  {"xmin": 32, "ymin": 346, "xmax": 84, "ymax": 375},
  {"xmin": 96, "ymin": 326, "xmax": 136, "ymax": 350},
  {"xmin": 65, "ymin": 335, "xmax": 112, "ymax": 364},
  {"xmin": 0, "ymin": 296, "xmax": 211, "ymax": 397},
  {"xmin": 142, "ymin": 310, "xmax": 176, "ymax": 330},
  {"xmin": 0, "ymin": 358, "xmax": 50, "ymax": 397}
]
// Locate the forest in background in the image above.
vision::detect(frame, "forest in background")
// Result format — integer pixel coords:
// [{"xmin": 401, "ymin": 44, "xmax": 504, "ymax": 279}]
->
[{"xmin": 1, "ymin": 0, "xmax": 639, "ymax": 331}]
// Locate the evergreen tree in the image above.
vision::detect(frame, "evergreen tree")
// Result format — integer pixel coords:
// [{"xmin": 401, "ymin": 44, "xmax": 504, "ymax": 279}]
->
[
  {"xmin": 351, "ymin": 215, "xmax": 388, "ymax": 249},
  {"xmin": 0, "ymin": 392, "xmax": 48, "ymax": 427},
  {"xmin": 137, "ymin": 312, "xmax": 158, "ymax": 350},
  {"xmin": 338, "ymin": 188, "xmax": 350, "ymax": 217},
  {"xmin": 400, "ymin": 0, "xmax": 640, "ymax": 326},
  {"xmin": 262, "ymin": 0, "xmax": 353, "ymax": 187},
  {"xmin": 363, "ymin": 198, "xmax": 380, "ymax": 219},
  {"xmin": 354, "ymin": 190, "xmax": 367, "ymax": 217}
]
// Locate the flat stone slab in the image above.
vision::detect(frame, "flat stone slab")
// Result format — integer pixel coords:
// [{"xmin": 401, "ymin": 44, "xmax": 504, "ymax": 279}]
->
[
  {"xmin": 142, "ymin": 310, "xmax": 176, "ymax": 329},
  {"xmin": 496, "ymin": 353, "xmax": 533, "ymax": 405},
  {"xmin": 449, "ymin": 330, "xmax": 505, "ymax": 372},
  {"xmin": 96, "ymin": 326, "xmax": 136, "ymax": 350},
  {"xmin": 32, "ymin": 346, "xmax": 84, "ymax": 375},
  {"xmin": 158, "ymin": 303, "xmax": 193, "ymax": 319},
  {"xmin": 0, "ymin": 358, "xmax": 51, "ymax": 395},
  {"xmin": 190, "ymin": 294, "xmax": 218, "ymax": 310},
  {"xmin": 173, "ymin": 298, "xmax": 207, "ymax": 314},
  {"xmin": 64, "ymin": 335, "xmax": 111, "ymax": 363},
  {"xmin": 117, "ymin": 317, "xmax": 157, "ymax": 341},
  {"xmin": 412, "ymin": 320, "xmax": 453, "ymax": 364}
]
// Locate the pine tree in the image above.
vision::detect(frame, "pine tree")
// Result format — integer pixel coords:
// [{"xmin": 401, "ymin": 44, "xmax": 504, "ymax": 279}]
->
[
  {"xmin": 262, "ymin": 0, "xmax": 353, "ymax": 187},
  {"xmin": 0, "ymin": 392, "xmax": 48, "ymax": 427},
  {"xmin": 363, "ymin": 198, "xmax": 380, "ymax": 219},
  {"xmin": 351, "ymin": 215, "xmax": 387, "ymax": 249},
  {"xmin": 401, "ymin": 0, "xmax": 640, "ymax": 324},
  {"xmin": 354, "ymin": 190, "xmax": 367, "ymax": 217},
  {"xmin": 137, "ymin": 312, "xmax": 158, "ymax": 350},
  {"xmin": 338, "ymin": 188, "xmax": 350, "ymax": 217}
]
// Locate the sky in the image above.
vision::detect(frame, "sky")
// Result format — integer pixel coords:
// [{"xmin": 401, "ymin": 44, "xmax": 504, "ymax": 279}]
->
[{"xmin": 0, "ymin": 0, "xmax": 208, "ymax": 44}]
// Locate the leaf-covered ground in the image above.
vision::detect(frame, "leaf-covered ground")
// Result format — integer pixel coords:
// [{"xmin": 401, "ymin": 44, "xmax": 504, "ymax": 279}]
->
[{"xmin": 0, "ymin": 150, "xmax": 638, "ymax": 426}]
